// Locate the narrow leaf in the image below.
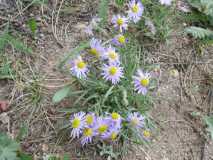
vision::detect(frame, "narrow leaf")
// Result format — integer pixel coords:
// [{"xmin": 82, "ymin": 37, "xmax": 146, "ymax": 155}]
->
[{"xmin": 53, "ymin": 86, "xmax": 71, "ymax": 103}]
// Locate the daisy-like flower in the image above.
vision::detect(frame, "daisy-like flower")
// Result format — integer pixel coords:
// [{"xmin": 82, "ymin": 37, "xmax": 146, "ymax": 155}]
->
[
  {"xmin": 104, "ymin": 46, "xmax": 120, "ymax": 63},
  {"xmin": 81, "ymin": 127, "xmax": 96, "ymax": 146},
  {"xmin": 159, "ymin": 0, "xmax": 173, "ymax": 5},
  {"xmin": 127, "ymin": 112, "xmax": 145, "ymax": 129},
  {"xmin": 133, "ymin": 69, "xmax": 151, "ymax": 95},
  {"xmin": 70, "ymin": 112, "xmax": 86, "ymax": 138},
  {"xmin": 112, "ymin": 34, "xmax": 128, "ymax": 46},
  {"xmin": 89, "ymin": 38, "xmax": 105, "ymax": 58},
  {"xmin": 95, "ymin": 117, "xmax": 111, "ymax": 136},
  {"xmin": 111, "ymin": 15, "xmax": 128, "ymax": 32},
  {"xmin": 102, "ymin": 127, "xmax": 120, "ymax": 141},
  {"xmin": 85, "ymin": 25, "xmax": 93, "ymax": 36},
  {"xmin": 108, "ymin": 112, "xmax": 122, "ymax": 129},
  {"xmin": 70, "ymin": 56, "xmax": 89, "ymax": 79},
  {"xmin": 127, "ymin": 0, "xmax": 144, "ymax": 23},
  {"xmin": 85, "ymin": 112, "xmax": 96, "ymax": 127},
  {"xmin": 142, "ymin": 129, "xmax": 151, "ymax": 140},
  {"xmin": 101, "ymin": 63, "xmax": 124, "ymax": 85},
  {"xmin": 84, "ymin": 17, "xmax": 101, "ymax": 36}
]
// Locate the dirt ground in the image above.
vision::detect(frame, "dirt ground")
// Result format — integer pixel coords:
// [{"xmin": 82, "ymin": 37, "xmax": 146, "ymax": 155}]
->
[{"xmin": 0, "ymin": 0, "xmax": 213, "ymax": 160}]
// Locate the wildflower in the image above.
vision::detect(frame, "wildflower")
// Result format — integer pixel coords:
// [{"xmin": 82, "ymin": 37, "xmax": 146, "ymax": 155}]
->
[
  {"xmin": 127, "ymin": 112, "xmax": 145, "ymax": 129},
  {"xmin": 101, "ymin": 63, "xmax": 124, "ymax": 85},
  {"xmin": 128, "ymin": 0, "xmax": 144, "ymax": 23},
  {"xmin": 142, "ymin": 130, "xmax": 151, "ymax": 139},
  {"xmin": 81, "ymin": 127, "xmax": 96, "ymax": 146},
  {"xmin": 84, "ymin": 17, "xmax": 101, "ymax": 36},
  {"xmin": 133, "ymin": 69, "xmax": 151, "ymax": 95},
  {"xmin": 70, "ymin": 112, "xmax": 86, "ymax": 138},
  {"xmin": 85, "ymin": 112, "xmax": 96, "ymax": 127},
  {"xmin": 109, "ymin": 112, "xmax": 122, "ymax": 128},
  {"xmin": 159, "ymin": 0, "xmax": 173, "ymax": 6},
  {"xmin": 95, "ymin": 117, "xmax": 111, "ymax": 136},
  {"xmin": 111, "ymin": 15, "xmax": 128, "ymax": 32},
  {"xmin": 104, "ymin": 46, "xmax": 120, "ymax": 63},
  {"xmin": 112, "ymin": 34, "xmax": 128, "ymax": 46},
  {"xmin": 90, "ymin": 17, "xmax": 101, "ymax": 27},
  {"xmin": 85, "ymin": 25, "xmax": 93, "ymax": 36},
  {"xmin": 102, "ymin": 127, "xmax": 120, "ymax": 141},
  {"xmin": 70, "ymin": 56, "xmax": 89, "ymax": 79},
  {"xmin": 89, "ymin": 38, "xmax": 105, "ymax": 58}
]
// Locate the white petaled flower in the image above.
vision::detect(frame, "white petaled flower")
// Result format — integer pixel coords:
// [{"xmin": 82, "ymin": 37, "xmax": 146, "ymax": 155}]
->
[
  {"xmin": 159, "ymin": 0, "xmax": 173, "ymax": 6},
  {"xmin": 104, "ymin": 46, "xmax": 120, "ymax": 63},
  {"xmin": 142, "ymin": 129, "xmax": 151, "ymax": 140},
  {"xmin": 111, "ymin": 15, "xmax": 128, "ymax": 32},
  {"xmin": 70, "ymin": 56, "xmax": 89, "ymax": 79},
  {"xmin": 85, "ymin": 24, "xmax": 93, "ymax": 36},
  {"xmin": 84, "ymin": 17, "xmax": 101, "ymax": 36},
  {"xmin": 110, "ymin": 112, "xmax": 122, "ymax": 128},
  {"xmin": 127, "ymin": 0, "xmax": 144, "ymax": 23},
  {"xmin": 127, "ymin": 112, "xmax": 145, "ymax": 129},
  {"xmin": 101, "ymin": 63, "xmax": 124, "ymax": 85},
  {"xmin": 85, "ymin": 112, "xmax": 96, "ymax": 127},
  {"xmin": 112, "ymin": 34, "xmax": 128, "ymax": 46},
  {"xmin": 102, "ymin": 127, "xmax": 120, "ymax": 141},
  {"xmin": 94, "ymin": 117, "xmax": 111, "ymax": 137},
  {"xmin": 133, "ymin": 69, "xmax": 151, "ymax": 95},
  {"xmin": 89, "ymin": 38, "xmax": 105, "ymax": 58},
  {"xmin": 70, "ymin": 112, "xmax": 86, "ymax": 138},
  {"xmin": 81, "ymin": 127, "xmax": 97, "ymax": 146}
]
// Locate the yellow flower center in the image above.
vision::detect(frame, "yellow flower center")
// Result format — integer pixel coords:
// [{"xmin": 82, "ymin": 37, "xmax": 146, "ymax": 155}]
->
[
  {"xmin": 111, "ymin": 132, "xmax": 117, "ymax": 140},
  {"xmin": 77, "ymin": 61, "xmax": 86, "ymax": 69},
  {"xmin": 132, "ymin": 4, "xmax": 139, "ymax": 13},
  {"xmin": 117, "ymin": 18, "xmax": 123, "ymax": 26},
  {"xmin": 89, "ymin": 48, "xmax": 99, "ymax": 56},
  {"xmin": 143, "ymin": 130, "xmax": 151, "ymax": 138},
  {"xmin": 140, "ymin": 78, "xmax": 149, "ymax": 87},
  {"xmin": 109, "ymin": 67, "xmax": 117, "ymax": 75},
  {"xmin": 83, "ymin": 128, "xmax": 93, "ymax": 137},
  {"xmin": 118, "ymin": 35, "xmax": 126, "ymax": 44},
  {"xmin": 86, "ymin": 115, "xmax": 93, "ymax": 125},
  {"xmin": 98, "ymin": 125, "xmax": 108, "ymax": 134},
  {"xmin": 109, "ymin": 51, "xmax": 117, "ymax": 60},
  {"xmin": 131, "ymin": 118, "xmax": 139, "ymax": 126},
  {"xmin": 111, "ymin": 112, "xmax": 120, "ymax": 120},
  {"xmin": 72, "ymin": 118, "xmax": 80, "ymax": 128}
]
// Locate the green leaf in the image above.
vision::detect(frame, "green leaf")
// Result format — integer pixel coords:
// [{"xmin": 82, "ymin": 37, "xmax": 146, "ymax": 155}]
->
[
  {"xmin": 0, "ymin": 23, "xmax": 32, "ymax": 55},
  {"xmin": 27, "ymin": 18, "xmax": 37, "ymax": 37},
  {"xmin": 63, "ymin": 154, "xmax": 70, "ymax": 160},
  {"xmin": 0, "ymin": 133, "xmax": 20, "ymax": 160},
  {"xmin": 16, "ymin": 123, "xmax": 28, "ymax": 141},
  {"xmin": 115, "ymin": 0, "xmax": 125, "ymax": 6},
  {"xmin": 18, "ymin": 152, "xmax": 33, "ymax": 160},
  {"xmin": 52, "ymin": 86, "xmax": 71, "ymax": 103},
  {"xmin": 98, "ymin": 0, "xmax": 109, "ymax": 26},
  {"xmin": 187, "ymin": 0, "xmax": 213, "ymax": 16},
  {"xmin": 204, "ymin": 115, "xmax": 213, "ymax": 140},
  {"xmin": 0, "ymin": 60, "xmax": 14, "ymax": 80},
  {"xmin": 0, "ymin": 24, "xmax": 9, "ymax": 52},
  {"xmin": 7, "ymin": 35, "xmax": 33, "ymax": 54},
  {"xmin": 185, "ymin": 26, "xmax": 213, "ymax": 39}
]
